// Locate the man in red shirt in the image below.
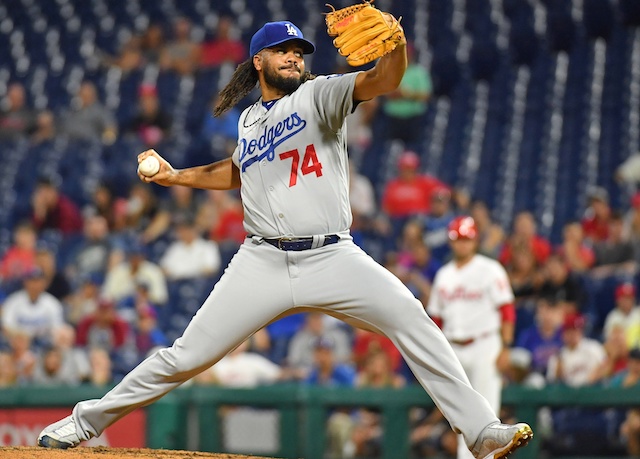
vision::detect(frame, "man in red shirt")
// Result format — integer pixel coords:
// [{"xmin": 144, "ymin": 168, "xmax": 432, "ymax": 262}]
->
[
  {"xmin": 31, "ymin": 177, "xmax": 83, "ymax": 236},
  {"xmin": 581, "ymin": 186, "xmax": 611, "ymax": 243},
  {"xmin": 200, "ymin": 16, "xmax": 246, "ymax": 68},
  {"xmin": 382, "ymin": 151, "xmax": 447, "ymax": 218},
  {"xmin": 499, "ymin": 211, "xmax": 551, "ymax": 267},
  {"xmin": 76, "ymin": 300, "xmax": 129, "ymax": 352}
]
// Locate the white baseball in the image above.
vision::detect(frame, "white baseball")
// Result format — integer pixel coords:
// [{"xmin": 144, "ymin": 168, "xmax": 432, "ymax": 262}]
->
[{"xmin": 138, "ymin": 156, "xmax": 160, "ymax": 177}]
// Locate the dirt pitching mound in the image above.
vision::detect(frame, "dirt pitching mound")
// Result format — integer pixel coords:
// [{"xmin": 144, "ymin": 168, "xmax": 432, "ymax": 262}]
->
[{"xmin": 0, "ymin": 446, "xmax": 274, "ymax": 459}]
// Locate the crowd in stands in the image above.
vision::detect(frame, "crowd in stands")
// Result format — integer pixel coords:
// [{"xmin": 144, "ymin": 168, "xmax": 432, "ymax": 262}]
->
[{"xmin": 2, "ymin": 16, "xmax": 640, "ymax": 459}]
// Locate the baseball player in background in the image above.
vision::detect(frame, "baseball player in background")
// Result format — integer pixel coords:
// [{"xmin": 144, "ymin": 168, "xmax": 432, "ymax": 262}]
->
[
  {"xmin": 37, "ymin": 13, "xmax": 531, "ymax": 459},
  {"xmin": 428, "ymin": 216, "xmax": 516, "ymax": 459}
]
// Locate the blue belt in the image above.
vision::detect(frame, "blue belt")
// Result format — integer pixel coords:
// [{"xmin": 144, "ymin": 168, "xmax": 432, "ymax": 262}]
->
[{"xmin": 251, "ymin": 234, "xmax": 340, "ymax": 251}]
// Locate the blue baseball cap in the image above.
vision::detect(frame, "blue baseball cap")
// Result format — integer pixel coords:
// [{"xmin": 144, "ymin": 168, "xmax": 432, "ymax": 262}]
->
[{"xmin": 250, "ymin": 21, "xmax": 315, "ymax": 57}]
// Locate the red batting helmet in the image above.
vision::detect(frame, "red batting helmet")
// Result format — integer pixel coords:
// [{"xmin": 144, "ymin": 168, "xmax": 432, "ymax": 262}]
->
[{"xmin": 448, "ymin": 216, "xmax": 478, "ymax": 240}]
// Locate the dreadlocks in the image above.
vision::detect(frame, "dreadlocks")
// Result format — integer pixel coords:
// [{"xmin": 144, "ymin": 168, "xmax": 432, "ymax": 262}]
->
[
  {"xmin": 214, "ymin": 60, "xmax": 257, "ymax": 118},
  {"xmin": 214, "ymin": 59, "xmax": 316, "ymax": 117}
]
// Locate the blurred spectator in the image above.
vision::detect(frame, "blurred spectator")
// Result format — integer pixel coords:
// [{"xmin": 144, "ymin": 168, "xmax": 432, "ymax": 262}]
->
[
  {"xmin": 380, "ymin": 43, "xmax": 431, "ymax": 149},
  {"xmin": 200, "ymin": 16, "xmax": 246, "ymax": 68},
  {"xmin": 160, "ymin": 215, "xmax": 221, "ymax": 280},
  {"xmin": 102, "ymin": 242, "xmax": 168, "ymax": 305},
  {"xmin": 35, "ymin": 244, "xmax": 72, "ymax": 302},
  {"xmin": 30, "ymin": 176, "xmax": 83, "ymax": 236},
  {"xmin": 142, "ymin": 185, "xmax": 201, "ymax": 243},
  {"xmin": 116, "ymin": 280, "xmax": 158, "ymax": 325},
  {"xmin": 286, "ymin": 312, "xmax": 353, "ymax": 380},
  {"xmin": 381, "ymin": 151, "xmax": 448, "ymax": 236},
  {"xmin": 470, "ymin": 200, "xmax": 505, "ymax": 259},
  {"xmin": 503, "ymin": 347, "xmax": 546, "ymax": 388},
  {"xmin": 393, "ymin": 219, "xmax": 427, "ymax": 266},
  {"xmin": 60, "ymin": 81, "xmax": 117, "ymax": 144},
  {"xmin": 305, "ymin": 336, "xmax": 356, "ymax": 387},
  {"xmin": 6, "ymin": 330, "xmax": 37, "ymax": 384},
  {"xmin": 515, "ymin": 297, "xmax": 564, "ymax": 376},
  {"xmin": 0, "ymin": 351, "xmax": 18, "ymax": 387},
  {"xmin": 590, "ymin": 325, "xmax": 630, "ymax": 384},
  {"xmin": 421, "ymin": 187, "xmax": 456, "ymax": 263},
  {"xmin": 101, "ymin": 36, "xmax": 142, "ymax": 73},
  {"xmin": 603, "ymin": 282, "xmax": 640, "ymax": 347},
  {"xmin": 349, "ymin": 163, "xmax": 376, "ymax": 221},
  {"xmin": 51, "ymin": 324, "xmax": 91, "ymax": 383},
  {"xmin": 352, "ymin": 328, "xmax": 403, "ymax": 373},
  {"xmin": 624, "ymin": 193, "xmax": 640, "ymax": 267},
  {"xmin": 410, "ymin": 407, "xmax": 458, "ymax": 459},
  {"xmin": 499, "ymin": 211, "xmax": 552, "ymax": 268},
  {"xmin": 347, "ymin": 350, "xmax": 407, "ymax": 459},
  {"xmin": 159, "ymin": 17, "xmax": 200, "ymax": 76},
  {"xmin": 356, "ymin": 349, "xmax": 405, "ymax": 389},
  {"xmin": 65, "ymin": 215, "xmax": 116, "ymax": 281},
  {"xmin": 452, "ymin": 187, "xmax": 472, "ymax": 215},
  {"xmin": 76, "ymin": 299, "xmax": 130, "ymax": 353},
  {"xmin": 547, "ymin": 313, "xmax": 606, "ymax": 387},
  {"xmin": 345, "ymin": 98, "xmax": 378, "ymax": 164},
  {"xmin": 557, "ymin": 221, "xmax": 595, "ymax": 273},
  {"xmin": 581, "ymin": 186, "xmax": 612, "ymax": 244},
  {"xmin": 199, "ymin": 190, "xmax": 247, "ymax": 246},
  {"xmin": 65, "ymin": 272, "xmax": 102, "ymax": 325},
  {"xmin": 123, "ymin": 182, "xmax": 160, "ymax": 234},
  {"xmin": 1, "ymin": 267, "xmax": 64, "ymax": 344},
  {"xmin": 200, "ymin": 94, "xmax": 240, "ymax": 160},
  {"xmin": 84, "ymin": 182, "xmax": 129, "ymax": 233},
  {"xmin": 31, "ymin": 110, "xmax": 57, "ymax": 145},
  {"xmin": 139, "ymin": 23, "xmax": 165, "ymax": 67},
  {"xmin": 592, "ymin": 210, "xmax": 636, "ymax": 273},
  {"xmin": 616, "ymin": 151, "xmax": 640, "ymax": 185},
  {"xmin": 538, "ymin": 254, "xmax": 585, "ymax": 314},
  {"xmin": 32, "ymin": 345, "xmax": 77, "ymax": 385},
  {"xmin": 87, "ymin": 347, "xmax": 114, "ymax": 386},
  {"xmin": 506, "ymin": 246, "xmax": 543, "ymax": 301},
  {"xmin": 611, "ymin": 348, "xmax": 640, "ymax": 456},
  {"xmin": 195, "ymin": 340, "xmax": 282, "ymax": 387},
  {"xmin": 126, "ymin": 85, "xmax": 172, "ymax": 148},
  {"xmin": 132, "ymin": 304, "xmax": 167, "ymax": 363},
  {"xmin": 393, "ymin": 240, "xmax": 441, "ymax": 304},
  {"xmin": 0, "ymin": 82, "xmax": 37, "ymax": 141},
  {"xmin": 0, "ymin": 221, "xmax": 38, "ymax": 284}
]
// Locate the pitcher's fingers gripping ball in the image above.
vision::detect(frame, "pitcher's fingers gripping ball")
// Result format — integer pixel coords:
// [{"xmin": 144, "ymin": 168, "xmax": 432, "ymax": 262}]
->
[{"xmin": 325, "ymin": 0, "xmax": 406, "ymax": 67}]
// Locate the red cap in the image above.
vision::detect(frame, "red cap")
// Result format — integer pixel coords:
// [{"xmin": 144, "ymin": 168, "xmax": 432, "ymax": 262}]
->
[
  {"xmin": 615, "ymin": 283, "xmax": 636, "ymax": 299},
  {"xmin": 562, "ymin": 312, "xmax": 585, "ymax": 331},
  {"xmin": 632, "ymin": 192, "xmax": 640, "ymax": 209},
  {"xmin": 448, "ymin": 216, "xmax": 478, "ymax": 240},
  {"xmin": 398, "ymin": 151, "xmax": 420, "ymax": 170},
  {"xmin": 138, "ymin": 84, "xmax": 158, "ymax": 97}
]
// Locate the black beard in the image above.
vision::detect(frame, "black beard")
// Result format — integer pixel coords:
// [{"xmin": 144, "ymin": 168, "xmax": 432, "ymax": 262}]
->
[{"xmin": 264, "ymin": 65, "xmax": 303, "ymax": 94}]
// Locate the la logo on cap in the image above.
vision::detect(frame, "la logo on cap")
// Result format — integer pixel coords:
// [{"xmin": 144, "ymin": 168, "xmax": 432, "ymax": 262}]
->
[{"xmin": 285, "ymin": 23, "xmax": 298, "ymax": 36}]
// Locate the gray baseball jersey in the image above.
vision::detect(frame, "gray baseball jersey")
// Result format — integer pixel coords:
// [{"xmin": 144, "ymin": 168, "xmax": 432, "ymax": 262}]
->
[{"xmin": 233, "ymin": 73, "xmax": 356, "ymax": 237}]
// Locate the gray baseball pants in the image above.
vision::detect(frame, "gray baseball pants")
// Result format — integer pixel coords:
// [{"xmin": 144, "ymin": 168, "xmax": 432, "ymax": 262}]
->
[{"xmin": 73, "ymin": 239, "xmax": 498, "ymax": 449}]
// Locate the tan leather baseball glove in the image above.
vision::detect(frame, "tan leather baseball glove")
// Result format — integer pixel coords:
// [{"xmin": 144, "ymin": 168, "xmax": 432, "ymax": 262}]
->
[{"xmin": 325, "ymin": 0, "xmax": 405, "ymax": 67}]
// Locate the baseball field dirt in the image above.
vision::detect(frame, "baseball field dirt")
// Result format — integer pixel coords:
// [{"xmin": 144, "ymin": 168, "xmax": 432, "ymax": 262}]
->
[{"xmin": 0, "ymin": 446, "xmax": 270, "ymax": 459}]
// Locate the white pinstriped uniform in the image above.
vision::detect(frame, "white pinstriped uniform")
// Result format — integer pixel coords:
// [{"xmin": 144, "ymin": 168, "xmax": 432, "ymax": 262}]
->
[{"xmin": 428, "ymin": 254, "xmax": 514, "ymax": 458}]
